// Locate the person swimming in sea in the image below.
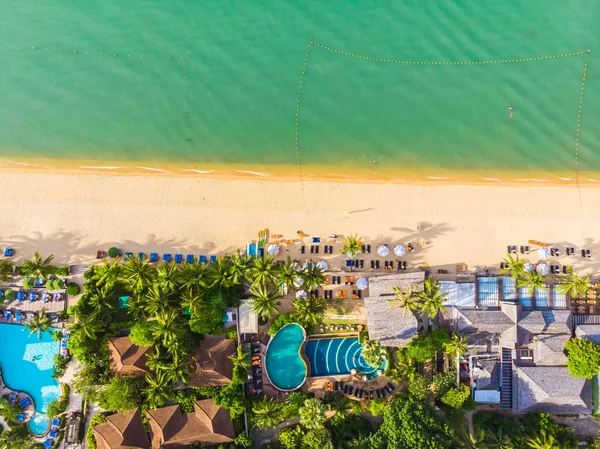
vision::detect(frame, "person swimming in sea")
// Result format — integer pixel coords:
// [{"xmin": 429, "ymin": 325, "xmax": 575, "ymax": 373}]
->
[
  {"xmin": 508, "ymin": 104, "xmax": 514, "ymax": 119},
  {"xmin": 369, "ymin": 160, "xmax": 376, "ymax": 165}
]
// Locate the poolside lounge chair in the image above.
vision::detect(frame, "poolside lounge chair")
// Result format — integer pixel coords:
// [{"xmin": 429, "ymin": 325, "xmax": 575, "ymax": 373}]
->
[
  {"xmin": 149, "ymin": 253, "xmax": 158, "ymax": 262},
  {"xmin": 210, "ymin": 255, "xmax": 217, "ymax": 264},
  {"xmin": 124, "ymin": 252, "xmax": 133, "ymax": 260},
  {"xmin": 49, "ymin": 429, "xmax": 58, "ymax": 438},
  {"xmin": 3, "ymin": 310, "xmax": 11, "ymax": 320},
  {"xmin": 16, "ymin": 291, "xmax": 25, "ymax": 302},
  {"xmin": 186, "ymin": 254, "xmax": 195, "ymax": 263},
  {"xmin": 17, "ymin": 413, "xmax": 24, "ymax": 422},
  {"xmin": 20, "ymin": 397, "xmax": 31, "ymax": 408},
  {"xmin": 343, "ymin": 384, "xmax": 349, "ymax": 394},
  {"xmin": 43, "ymin": 439, "xmax": 53, "ymax": 449},
  {"xmin": 163, "ymin": 254, "xmax": 172, "ymax": 262},
  {"xmin": 4, "ymin": 248, "xmax": 14, "ymax": 257},
  {"xmin": 200, "ymin": 255, "xmax": 207, "ymax": 263},
  {"xmin": 312, "ymin": 237, "xmax": 320, "ymax": 243},
  {"xmin": 15, "ymin": 311, "xmax": 22, "ymax": 321},
  {"xmin": 8, "ymin": 393, "xmax": 17, "ymax": 403},
  {"xmin": 51, "ymin": 418, "xmax": 60, "ymax": 427},
  {"xmin": 175, "ymin": 254, "xmax": 183, "ymax": 263},
  {"xmin": 385, "ymin": 382, "xmax": 395, "ymax": 393},
  {"xmin": 347, "ymin": 386, "xmax": 354, "ymax": 395},
  {"xmin": 138, "ymin": 252, "xmax": 145, "ymax": 260}
]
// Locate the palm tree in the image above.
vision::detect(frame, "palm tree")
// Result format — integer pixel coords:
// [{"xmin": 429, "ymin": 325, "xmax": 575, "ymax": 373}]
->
[
  {"xmin": 152, "ymin": 307, "xmax": 183, "ymax": 348},
  {"xmin": 146, "ymin": 346, "xmax": 168, "ymax": 372},
  {"xmin": 26, "ymin": 308, "xmax": 52, "ymax": 339},
  {"xmin": 252, "ymin": 397, "xmax": 282, "ymax": 429},
  {"xmin": 455, "ymin": 427, "xmax": 488, "ymax": 449},
  {"xmin": 159, "ymin": 352, "xmax": 192, "ymax": 384},
  {"xmin": 178, "ymin": 261, "xmax": 207, "ymax": 292},
  {"xmin": 275, "ymin": 257, "xmax": 298, "ymax": 294},
  {"xmin": 517, "ymin": 271, "xmax": 546, "ymax": 297},
  {"xmin": 486, "ymin": 429, "xmax": 515, "ymax": 449},
  {"xmin": 94, "ymin": 259, "xmax": 121, "ymax": 288},
  {"xmin": 388, "ymin": 285, "xmax": 420, "ymax": 316},
  {"xmin": 248, "ymin": 255, "xmax": 277, "ymax": 287},
  {"xmin": 87, "ymin": 285, "xmax": 115, "ymax": 312},
  {"xmin": 249, "ymin": 285, "xmax": 281, "ymax": 320},
  {"xmin": 417, "ymin": 278, "xmax": 447, "ymax": 318},
  {"xmin": 229, "ymin": 251, "xmax": 251, "ymax": 285},
  {"xmin": 0, "ymin": 260, "xmax": 13, "ymax": 283},
  {"xmin": 69, "ymin": 311, "xmax": 101, "ymax": 341},
  {"xmin": 127, "ymin": 293, "xmax": 149, "ymax": 319},
  {"xmin": 144, "ymin": 285, "xmax": 174, "ymax": 317},
  {"xmin": 293, "ymin": 296, "xmax": 325, "ymax": 328},
  {"xmin": 499, "ymin": 253, "xmax": 525, "ymax": 280},
  {"xmin": 180, "ymin": 288, "xmax": 204, "ymax": 315},
  {"xmin": 396, "ymin": 362, "xmax": 417, "ymax": 382},
  {"xmin": 299, "ymin": 398, "xmax": 326, "ymax": 430},
  {"xmin": 156, "ymin": 262, "xmax": 179, "ymax": 293},
  {"xmin": 21, "ymin": 251, "xmax": 57, "ymax": 280},
  {"xmin": 525, "ymin": 430, "xmax": 557, "ymax": 449},
  {"xmin": 205, "ymin": 256, "xmax": 233, "ymax": 290},
  {"xmin": 328, "ymin": 394, "xmax": 350, "ymax": 420},
  {"xmin": 557, "ymin": 267, "xmax": 590, "ymax": 299},
  {"xmin": 122, "ymin": 256, "xmax": 156, "ymax": 293},
  {"xmin": 301, "ymin": 262, "xmax": 325, "ymax": 291},
  {"xmin": 144, "ymin": 371, "xmax": 174, "ymax": 409},
  {"xmin": 341, "ymin": 234, "xmax": 362, "ymax": 258},
  {"xmin": 446, "ymin": 333, "xmax": 467, "ymax": 386},
  {"xmin": 228, "ymin": 345, "xmax": 250, "ymax": 371}
]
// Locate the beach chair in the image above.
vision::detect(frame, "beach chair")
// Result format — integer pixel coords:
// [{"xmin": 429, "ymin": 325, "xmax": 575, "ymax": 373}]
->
[
  {"xmin": 375, "ymin": 260, "xmax": 380, "ymax": 269},
  {"xmin": 210, "ymin": 255, "xmax": 217, "ymax": 264},
  {"xmin": 300, "ymin": 245, "xmax": 305, "ymax": 254},
  {"xmin": 124, "ymin": 252, "xmax": 133, "ymax": 260},
  {"xmin": 186, "ymin": 254, "xmax": 195, "ymax": 263},
  {"xmin": 367, "ymin": 245, "xmax": 371, "ymax": 253},
  {"xmin": 43, "ymin": 439, "xmax": 53, "ymax": 449},
  {"xmin": 16, "ymin": 291, "xmax": 25, "ymax": 302},
  {"xmin": 15, "ymin": 311, "xmax": 22, "ymax": 321},
  {"xmin": 312, "ymin": 237, "xmax": 320, "ymax": 243},
  {"xmin": 403, "ymin": 261, "xmax": 407, "ymax": 270},
  {"xmin": 20, "ymin": 397, "xmax": 31, "ymax": 408},
  {"xmin": 49, "ymin": 429, "xmax": 58, "ymax": 438},
  {"xmin": 51, "ymin": 418, "xmax": 61, "ymax": 428},
  {"xmin": 138, "ymin": 252, "xmax": 145, "ymax": 260},
  {"xmin": 200, "ymin": 255, "xmax": 207, "ymax": 263},
  {"xmin": 175, "ymin": 254, "xmax": 183, "ymax": 263},
  {"xmin": 149, "ymin": 253, "xmax": 158, "ymax": 262},
  {"xmin": 4, "ymin": 248, "xmax": 14, "ymax": 257},
  {"xmin": 310, "ymin": 245, "xmax": 314, "ymax": 254},
  {"xmin": 16, "ymin": 413, "xmax": 24, "ymax": 422},
  {"xmin": 163, "ymin": 254, "xmax": 172, "ymax": 262}
]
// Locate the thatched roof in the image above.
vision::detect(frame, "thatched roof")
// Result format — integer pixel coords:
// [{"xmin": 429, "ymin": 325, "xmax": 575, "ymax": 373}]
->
[
  {"xmin": 108, "ymin": 337, "xmax": 152, "ymax": 376},
  {"xmin": 93, "ymin": 408, "xmax": 150, "ymax": 449},
  {"xmin": 514, "ymin": 366, "xmax": 593, "ymax": 415},
  {"xmin": 147, "ymin": 399, "xmax": 235, "ymax": 448},
  {"xmin": 366, "ymin": 272, "xmax": 426, "ymax": 298},
  {"xmin": 189, "ymin": 339, "xmax": 235, "ymax": 387}
]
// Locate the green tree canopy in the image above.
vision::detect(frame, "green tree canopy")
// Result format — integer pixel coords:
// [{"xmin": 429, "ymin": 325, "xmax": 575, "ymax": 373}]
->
[
  {"xmin": 566, "ymin": 338, "xmax": 600, "ymax": 379},
  {"xmin": 441, "ymin": 385, "xmax": 471, "ymax": 409},
  {"xmin": 97, "ymin": 376, "xmax": 145, "ymax": 412},
  {"xmin": 557, "ymin": 267, "xmax": 590, "ymax": 299},
  {"xmin": 299, "ymin": 398, "xmax": 327, "ymax": 430},
  {"xmin": 499, "ymin": 253, "xmax": 525, "ymax": 280},
  {"xmin": 361, "ymin": 339, "xmax": 385, "ymax": 368},
  {"xmin": 129, "ymin": 320, "xmax": 159, "ymax": 346},
  {"xmin": 21, "ymin": 251, "xmax": 57, "ymax": 280}
]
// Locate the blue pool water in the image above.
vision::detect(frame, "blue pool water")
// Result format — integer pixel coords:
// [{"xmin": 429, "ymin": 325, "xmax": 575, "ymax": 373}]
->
[
  {"xmin": 265, "ymin": 324, "xmax": 307, "ymax": 390},
  {"xmin": 0, "ymin": 324, "xmax": 61, "ymax": 432},
  {"xmin": 305, "ymin": 337, "xmax": 386, "ymax": 377},
  {"xmin": 29, "ymin": 414, "xmax": 50, "ymax": 435}
]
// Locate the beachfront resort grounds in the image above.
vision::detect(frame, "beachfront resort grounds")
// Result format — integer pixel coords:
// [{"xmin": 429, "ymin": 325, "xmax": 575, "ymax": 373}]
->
[{"xmin": 3, "ymin": 233, "xmax": 600, "ymax": 448}]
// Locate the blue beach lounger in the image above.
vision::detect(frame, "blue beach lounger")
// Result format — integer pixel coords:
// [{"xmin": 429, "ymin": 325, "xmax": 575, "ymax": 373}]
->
[
  {"xmin": 175, "ymin": 254, "xmax": 183, "ymax": 263},
  {"xmin": 17, "ymin": 414, "xmax": 24, "ymax": 422},
  {"xmin": 51, "ymin": 418, "xmax": 60, "ymax": 427},
  {"xmin": 43, "ymin": 439, "xmax": 53, "ymax": 449},
  {"xmin": 312, "ymin": 237, "xmax": 321, "ymax": 243},
  {"xmin": 4, "ymin": 248, "xmax": 14, "ymax": 257},
  {"xmin": 186, "ymin": 254, "xmax": 195, "ymax": 263},
  {"xmin": 3, "ymin": 310, "xmax": 11, "ymax": 320},
  {"xmin": 149, "ymin": 253, "xmax": 158, "ymax": 262},
  {"xmin": 124, "ymin": 252, "xmax": 133, "ymax": 260},
  {"xmin": 199, "ymin": 255, "xmax": 207, "ymax": 263},
  {"xmin": 138, "ymin": 252, "xmax": 145, "ymax": 260},
  {"xmin": 49, "ymin": 429, "xmax": 58, "ymax": 438},
  {"xmin": 20, "ymin": 397, "xmax": 31, "ymax": 408},
  {"xmin": 210, "ymin": 255, "xmax": 217, "ymax": 264},
  {"xmin": 16, "ymin": 291, "xmax": 25, "ymax": 302},
  {"xmin": 163, "ymin": 254, "xmax": 172, "ymax": 262},
  {"xmin": 15, "ymin": 311, "xmax": 22, "ymax": 321}
]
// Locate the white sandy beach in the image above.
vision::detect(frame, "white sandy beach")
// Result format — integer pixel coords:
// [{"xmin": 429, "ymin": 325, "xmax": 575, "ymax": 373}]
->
[{"xmin": 0, "ymin": 171, "xmax": 599, "ymax": 275}]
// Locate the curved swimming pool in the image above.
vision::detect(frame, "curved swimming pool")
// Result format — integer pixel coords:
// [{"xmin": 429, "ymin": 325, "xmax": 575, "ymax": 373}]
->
[{"xmin": 265, "ymin": 323, "xmax": 307, "ymax": 390}]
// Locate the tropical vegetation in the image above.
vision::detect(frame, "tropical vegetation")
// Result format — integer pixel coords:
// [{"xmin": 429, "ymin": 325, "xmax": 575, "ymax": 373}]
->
[{"xmin": 565, "ymin": 337, "xmax": 600, "ymax": 379}]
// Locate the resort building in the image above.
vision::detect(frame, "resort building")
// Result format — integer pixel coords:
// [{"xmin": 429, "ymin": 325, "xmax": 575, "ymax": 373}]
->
[
  {"xmin": 238, "ymin": 300, "xmax": 258, "ymax": 337},
  {"xmin": 108, "ymin": 336, "xmax": 152, "ymax": 377},
  {"xmin": 146, "ymin": 399, "xmax": 235, "ymax": 448},
  {"xmin": 364, "ymin": 272, "xmax": 424, "ymax": 347},
  {"xmin": 189, "ymin": 338, "xmax": 236, "ymax": 387},
  {"xmin": 93, "ymin": 408, "xmax": 150, "ymax": 449}
]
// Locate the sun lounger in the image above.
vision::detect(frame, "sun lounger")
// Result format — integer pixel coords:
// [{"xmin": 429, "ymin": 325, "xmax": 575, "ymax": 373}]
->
[
  {"xmin": 343, "ymin": 384, "xmax": 349, "ymax": 394},
  {"xmin": 334, "ymin": 381, "xmax": 340, "ymax": 391},
  {"xmin": 312, "ymin": 237, "xmax": 321, "ymax": 243},
  {"xmin": 300, "ymin": 245, "xmax": 305, "ymax": 254},
  {"xmin": 20, "ymin": 397, "xmax": 31, "ymax": 408},
  {"xmin": 51, "ymin": 418, "xmax": 60, "ymax": 427},
  {"xmin": 49, "ymin": 429, "xmax": 58, "ymax": 438},
  {"xmin": 200, "ymin": 255, "xmax": 207, "ymax": 263},
  {"xmin": 149, "ymin": 253, "xmax": 158, "ymax": 262},
  {"xmin": 163, "ymin": 254, "xmax": 172, "ymax": 262},
  {"xmin": 386, "ymin": 382, "xmax": 395, "ymax": 393},
  {"xmin": 43, "ymin": 439, "xmax": 53, "ymax": 449},
  {"xmin": 16, "ymin": 291, "xmax": 25, "ymax": 302},
  {"xmin": 4, "ymin": 248, "xmax": 14, "ymax": 257},
  {"xmin": 175, "ymin": 254, "xmax": 183, "ymax": 263},
  {"xmin": 367, "ymin": 245, "xmax": 371, "ymax": 253},
  {"xmin": 375, "ymin": 260, "xmax": 380, "ymax": 269},
  {"xmin": 186, "ymin": 254, "xmax": 195, "ymax": 263},
  {"xmin": 124, "ymin": 252, "xmax": 133, "ymax": 260},
  {"xmin": 347, "ymin": 386, "xmax": 354, "ymax": 395},
  {"xmin": 210, "ymin": 255, "xmax": 217, "ymax": 264},
  {"xmin": 17, "ymin": 413, "xmax": 24, "ymax": 422},
  {"xmin": 15, "ymin": 311, "xmax": 22, "ymax": 321},
  {"xmin": 370, "ymin": 260, "xmax": 375, "ymax": 269},
  {"xmin": 96, "ymin": 250, "xmax": 105, "ymax": 259},
  {"xmin": 138, "ymin": 252, "xmax": 145, "ymax": 260}
]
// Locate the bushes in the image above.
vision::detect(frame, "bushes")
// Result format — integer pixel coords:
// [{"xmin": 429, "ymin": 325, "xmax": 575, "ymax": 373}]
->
[
  {"xmin": 268, "ymin": 313, "xmax": 300, "ymax": 336},
  {"xmin": 86, "ymin": 413, "xmax": 107, "ymax": 449},
  {"xmin": 56, "ymin": 267, "xmax": 69, "ymax": 276},
  {"xmin": 226, "ymin": 326, "xmax": 238, "ymax": 340},
  {"xmin": 369, "ymin": 398, "xmax": 387, "ymax": 416},
  {"xmin": 98, "ymin": 376, "xmax": 145, "ymax": 412},
  {"xmin": 52, "ymin": 353, "xmax": 72, "ymax": 378},
  {"xmin": 408, "ymin": 373, "xmax": 431, "ymax": 400},
  {"xmin": 432, "ymin": 371, "xmax": 456, "ymax": 398},
  {"xmin": 47, "ymin": 384, "xmax": 70, "ymax": 418},
  {"xmin": 4, "ymin": 289, "xmax": 15, "ymax": 301},
  {"xmin": 404, "ymin": 328, "xmax": 451, "ymax": 363},
  {"xmin": 440, "ymin": 385, "xmax": 470, "ymax": 409},
  {"xmin": 129, "ymin": 321, "xmax": 158, "ymax": 346},
  {"xmin": 0, "ymin": 403, "xmax": 23, "ymax": 422},
  {"xmin": 361, "ymin": 339, "xmax": 386, "ymax": 368},
  {"xmin": 46, "ymin": 279, "xmax": 65, "ymax": 291},
  {"xmin": 566, "ymin": 338, "xmax": 600, "ymax": 379},
  {"xmin": 66, "ymin": 282, "xmax": 80, "ymax": 296}
]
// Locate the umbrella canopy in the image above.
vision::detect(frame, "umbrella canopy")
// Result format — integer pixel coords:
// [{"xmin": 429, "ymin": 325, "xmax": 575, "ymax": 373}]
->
[
  {"xmin": 377, "ymin": 245, "xmax": 390, "ymax": 257},
  {"xmin": 524, "ymin": 263, "xmax": 534, "ymax": 273},
  {"xmin": 346, "ymin": 251, "xmax": 355, "ymax": 259},
  {"xmin": 536, "ymin": 263, "xmax": 549, "ymax": 276},
  {"xmin": 294, "ymin": 276, "xmax": 304, "ymax": 288},
  {"xmin": 303, "ymin": 260, "xmax": 312, "ymax": 269},
  {"xmin": 316, "ymin": 260, "xmax": 328, "ymax": 271},
  {"xmin": 292, "ymin": 262, "xmax": 301, "ymax": 272},
  {"xmin": 267, "ymin": 243, "xmax": 280, "ymax": 256},
  {"xmin": 356, "ymin": 277, "xmax": 369, "ymax": 290},
  {"xmin": 295, "ymin": 290, "xmax": 307, "ymax": 299},
  {"xmin": 538, "ymin": 247, "xmax": 551, "ymax": 260},
  {"xmin": 394, "ymin": 245, "xmax": 407, "ymax": 257}
]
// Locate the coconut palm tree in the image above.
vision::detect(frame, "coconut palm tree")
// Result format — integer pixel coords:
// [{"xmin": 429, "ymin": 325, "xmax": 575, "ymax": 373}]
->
[
  {"xmin": 228, "ymin": 251, "xmax": 251, "ymax": 285},
  {"xmin": 146, "ymin": 346, "xmax": 169, "ymax": 372},
  {"xmin": 26, "ymin": 308, "xmax": 52, "ymax": 339},
  {"xmin": 252, "ymin": 397, "xmax": 282, "ymax": 429},
  {"xmin": 127, "ymin": 293, "xmax": 149, "ymax": 319},
  {"xmin": 156, "ymin": 262, "xmax": 179, "ymax": 293},
  {"xmin": 455, "ymin": 427, "xmax": 488, "ymax": 449},
  {"xmin": 0, "ymin": 260, "xmax": 13, "ymax": 283},
  {"xmin": 293, "ymin": 296, "xmax": 325, "ymax": 328},
  {"xmin": 86, "ymin": 285, "xmax": 116, "ymax": 312},
  {"xmin": 152, "ymin": 307, "xmax": 183, "ymax": 348},
  {"xmin": 557, "ymin": 267, "xmax": 590, "ymax": 299},
  {"xmin": 122, "ymin": 256, "xmax": 156, "ymax": 293},
  {"xmin": 275, "ymin": 257, "xmax": 298, "ymax": 294},
  {"xmin": 180, "ymin": 288, "xmax": 204, "ymax": 316},
  {"xmin": 299, "ymin": 398, "xmax": 326, "ymax": 430},
  {"xmin": 328, "ymin": 394, "xmax": 350, "ymax": 420},
  {"xmin": 21, "ymin": 251, "xmax": 57, "ymax": 280},
  {"xmin": 159, "ymin": 351, "xmax": 192, "ymax": 384},
  {"xmin": 248, "ymin": 255, "xmax": 277, "ymax": 287},
  {"xmin": 143, "ymin": 285, "xmax": 175, "ymax": 317},
  {"xmin": 499, "ymin": 253, "xmax": 525, "ymax": 280},
  {"xmin": 341, "ymin": 234, "xmax": 362, "ymax": 258},
  {"xmin": 249, "ymin": 285, "xmax": 281, "ymax": 320},
  {"xmin": 178, "ymin": 261, "xmax": 207, "ymax": 292},
  {"xmin": 388, "ymin": 285, "xmax": 420, "ymax": 316},
  {"xmin": 446, "ymin": 333, "xmax": 467, "ymax": 386},
  {"xmin": 301, "ymin": 262, "xmax": 325, "ymax": 291},
  {"xmin": 361, "ymin": 339, "xmax": 385, "ymax": 368},
  {"xmin": 525, "ymin": 430, "xmax": 557, "ymax": 449},
  {"xmin": 144, "ymin": 371, "xmax": 174, "ymax": 409},
  {"xmin": 69, "ymin": 311, "xmax": 101, "ymax": 341},
  {"xmin": 94, "ymin": 259, "xmax": 121, "ymax": 288},
  {"xmin": 205, "ymin": 256, "xmax": 233, "ymax": 290},
  {"xmin": 517, "ymin": 271, "xmax": 546, "ymax": 297},
  {"xmin": 228, "ymin": 345, "xmax": 250, "ymax": 371},
  {"xmin": 417, "ymin": 278, "xmax": 447, "ymax": 318},
  {"xmin": 486, "ymin": 429, "xmax": 514, "ymax": 449}
]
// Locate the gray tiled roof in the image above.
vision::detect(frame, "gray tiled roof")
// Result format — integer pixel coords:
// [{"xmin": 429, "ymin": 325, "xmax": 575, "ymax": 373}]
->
[
  {"xmin": 515, "ymin": 366, "xmax": 592, "ymax": 415},
  {"xmin": 456, "ymin": 309, "xmax": 514, "ymax": 335},
  {"xmin": 364, "ymin": 297, "xmax": 418, "ymax": 347},
  {"xmin": 575, "ymin": 325, "xmax": 600, "ymax": 345},
  {"xmin": 532, "ymin": 334, "xmax": 568, "ymax": 366},
  {"xmin": 518, "ymin": 310, "xmax": 572, "ymax": 334}
]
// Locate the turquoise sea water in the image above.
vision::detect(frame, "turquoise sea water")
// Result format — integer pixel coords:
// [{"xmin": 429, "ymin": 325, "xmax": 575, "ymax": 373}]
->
[
  {"xmin": 0, "ymin": 0, "xmax": 599, "ymax": 177},
  {"xmin": 265, "ymin": 323, "xmax": 307, "ymax": 390}
]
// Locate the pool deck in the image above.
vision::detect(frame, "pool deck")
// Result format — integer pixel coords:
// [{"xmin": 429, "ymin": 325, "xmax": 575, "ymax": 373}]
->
[{"xmin": 0, "ymin": 372, "xmax": 36, "ymax": 425}]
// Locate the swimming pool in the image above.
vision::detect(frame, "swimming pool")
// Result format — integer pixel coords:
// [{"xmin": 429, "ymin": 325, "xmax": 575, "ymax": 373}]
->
[
  {"xmin": 265, "ymin": 324, "xmax": 307, "ymax": 390},
  {"xmin": 304, "ymin": 337, "xmax": 386, "ymax": 378},
  {"xmin": 0, "ymin": 324, "xmax": 61, "ymax": 434}
]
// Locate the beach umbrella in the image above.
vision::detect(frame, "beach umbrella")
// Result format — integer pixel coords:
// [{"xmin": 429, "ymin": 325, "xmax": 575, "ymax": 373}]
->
[
  {"xmin": 524, "ymin": 263, "xmax": 534, "ymax": 273},
  {"xmin": 295, "ymin": 290, "xmax": 307, "ymax": 299},
  {"xmin": 536, "ymin": 263, "xmax": 549, "ymax": 276},
  {"xmin": 316, "ymin": 260, "xmax": 328, "ymax": 271},
  {"xmin": 346, "ymin": 251, "xmax": 354, "ymax": 259},
  {"xmin": 356, "ymin": 277, "xmax": 369, "ymax": 290},
  {"xmin": 267, "ymin": 243, "xmax": 280, "ymax": 256},
  {"xmin": 292, "ymin": 262, "xmax": 301, "ymax": 272},
  {"xmin": 394, "ymin": 244, "xmax": 407, "ymax": 257},
  {"xmin": 303, "ymin": 260, "xmax": 313, "ymax": 269},
  {"xmin": 377, "ymin": 245, "xmax": 389, "ymax": 257},
  {"xmin": 538, "ymin": 247, "xmax": 551, "ymax": 260},
  {"xmin": 294, "ymin": 277, "xmax": 304, "ymax": 288}
]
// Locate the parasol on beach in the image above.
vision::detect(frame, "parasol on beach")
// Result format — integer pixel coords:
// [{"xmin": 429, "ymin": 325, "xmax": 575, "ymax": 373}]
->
[
  {"xmin": 377, "ymin": 245, "xmax": 390, "ymax": 257},
  {"xmin": 294, "ymin": 276, "xmax": 304, "ymax": 288},
  {"xmin": 536, "ymin": 263, "xmax": 549, "ymax": 276},
  {"xmin": 394, "ymin": 245, "xmax": 407, "ymax": 257},
  {"xmin": 292, "ymin": 262, "xmax": 301, "ymax": 272},
  {"xmin": 295, "ymin": 290, "xmax": 307, "ymax": 299},
  {"xmin": 538, "ymin": 247, "xmax": 551, "ymax": 260},
  {"xmin": 356, "ymin": 277, "xmax": 369, "ymax": 290},
  {"xmin": 524, "ymin": 263, "xmax": 534, "ymax": 273},
  {"xmin": 267, "ymin": 243, "xmax": 280, "ymax": 256},
  {"xmin": 316, "ymin": 260, "xmax": 328, "ymax": 271}
]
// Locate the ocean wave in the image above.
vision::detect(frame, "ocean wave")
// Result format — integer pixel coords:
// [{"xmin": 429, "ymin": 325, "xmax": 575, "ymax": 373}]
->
[
  {"xmin": 79, "ymin": 165, "xmax": 124, "ymax": 170},
  {"xmin": 136, "ymin": 166, "xmax": 171, "ymax": 173},
  {"xmin": 181, "ymin": 169, "xmax": 214, "ymax": 174},
  {"xmin": 235, "ymin": 170, "xmax": 270, "ymax": 177}
]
